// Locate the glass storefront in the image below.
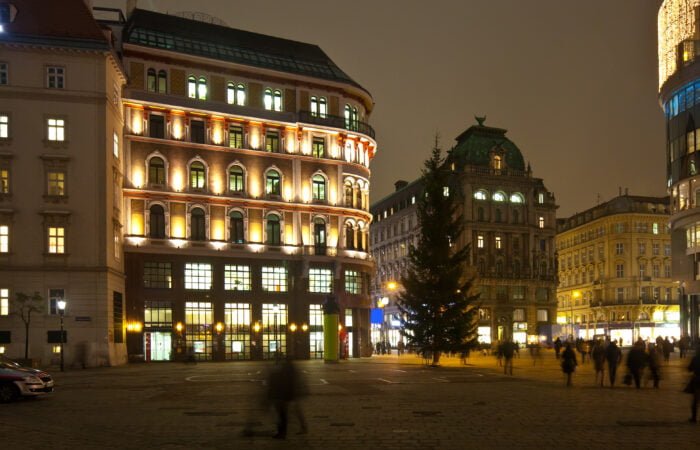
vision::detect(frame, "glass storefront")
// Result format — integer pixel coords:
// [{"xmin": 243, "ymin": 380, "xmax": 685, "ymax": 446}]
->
[
  {"xmin": 144, "ymin": 331, "xmax": 171, "ymax": 361},
  {"xmin": 224, "ymin": 303, "xmax": 251, "ymax": 360},
  {"xmin": 477, "ymin": 326, "xmax": 491, "ymax": 344},
  {"xmin": 262, "ymin": 303, "xmax": 287, "ymax": 359},
  {"xmin": 309, "ymin": 304, "xmax": 324, "ymax": 359},
  {"xmin": 185, "ymin": 301, "xmax": 213, "ymax": 360}
]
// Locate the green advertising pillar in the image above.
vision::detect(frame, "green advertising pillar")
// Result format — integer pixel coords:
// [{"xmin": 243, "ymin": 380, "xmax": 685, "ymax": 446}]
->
[{"xmin": 323, "ymin": 296, "xmax": 339, "ymax": 363}]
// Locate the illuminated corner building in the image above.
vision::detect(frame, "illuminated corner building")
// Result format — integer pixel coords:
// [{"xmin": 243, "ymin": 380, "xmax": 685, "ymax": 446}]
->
[
  {"xmin": 658, "ymin": 0, "xmax": 700, "ymax": 340},
  {"xmin": 371, "ymin": 119, "xmax": 558, "ymax": 346},
  {"xmin": 99, "ymin": 7, "xmax": 376, "ymax": 361},
  {"xmin": 556, "ymin": 195, "xmax": 678, "ymax": 344},
  {"xmin": 0, "ymin": 1, "xmax": 127, "ymax": 366}
]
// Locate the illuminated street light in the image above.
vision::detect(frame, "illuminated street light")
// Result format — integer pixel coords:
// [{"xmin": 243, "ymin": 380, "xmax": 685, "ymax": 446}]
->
[{"xmin": 57, "ymin": 300, "xmax": 67, "ymax": 372}]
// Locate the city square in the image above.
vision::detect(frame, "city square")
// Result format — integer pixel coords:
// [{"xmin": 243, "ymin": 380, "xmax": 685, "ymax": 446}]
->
[{"xmin": 2, "ymin": 352, "xmax": 698, "ymax": 449}]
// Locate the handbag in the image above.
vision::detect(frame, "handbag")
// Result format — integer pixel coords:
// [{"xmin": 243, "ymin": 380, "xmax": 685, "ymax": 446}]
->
[{"xmin": 623, "ymin": 373, "xmax": 633, "ymax": 386}]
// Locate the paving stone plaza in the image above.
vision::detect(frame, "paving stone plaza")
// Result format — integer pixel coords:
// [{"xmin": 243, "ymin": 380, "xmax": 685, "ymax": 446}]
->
[{"xmin": 2, "ymin": 350, "xmax": 699, "ymax": 449}]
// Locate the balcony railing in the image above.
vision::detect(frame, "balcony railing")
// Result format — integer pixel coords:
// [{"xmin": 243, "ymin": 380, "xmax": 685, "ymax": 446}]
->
[{"xmin": 298, "ymin": 111, "xmax": 375, "ymax": 139}]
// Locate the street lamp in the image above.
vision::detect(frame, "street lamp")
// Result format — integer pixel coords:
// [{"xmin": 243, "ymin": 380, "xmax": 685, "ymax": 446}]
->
[{"xmin": 57, "ymin": 300, "xmax": 66, "ymax": 372}]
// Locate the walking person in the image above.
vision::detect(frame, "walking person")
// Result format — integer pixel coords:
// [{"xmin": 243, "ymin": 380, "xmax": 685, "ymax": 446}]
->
[
  {"xmin": 267, "ymin": 357, "xmax": 308, "ymax": 439},
  {"xmin": 686, "ymin": 345, "xmax": 700, "ymax": 423},
  {"xmin": 592, "ymin": 340, "xmax": 606, "ymax": 387},
  {"xmin": 647, "ymin": 344, "xmax": 662, "ymax": 389},
  {"xmin": 554, "ymin": 337, "xmax": 562, "ymax": 359},
  {"xmin": 626, "ymin": 340, "xmax": 648, "ymax": 389},
  {"xmin": 605, "ymin": 339, "xmax": 623, "ymax": 387},
  {"xmin": 561, "ymin": 343, "xmax": 578, "ymax": 387},
  {"xmin": 662, "ymin": 337, "xmax": 673, "ymax": 364},
  {"xmin": 502, "ymin": 340, "xmax": 515, "ymax": 376}
]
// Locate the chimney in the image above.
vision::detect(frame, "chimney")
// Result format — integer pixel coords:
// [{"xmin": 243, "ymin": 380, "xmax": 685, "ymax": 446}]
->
[
  {"xmin": 618, "ymin": 186, "xmax": 622, "ymax": 196},
  {"xmin": 394, "ymin": 180, "xmax": 408, "ymax": 191},
  {"xmin": 127, "ymin": 0, "xmax": 138, "ymax": 18}
]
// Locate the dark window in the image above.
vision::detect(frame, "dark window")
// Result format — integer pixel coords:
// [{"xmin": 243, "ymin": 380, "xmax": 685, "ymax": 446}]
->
[
  {"xmin": 191, "ymin": 208, "xmax": 206, "ymax": 240},
  {"xmin": 345, "ymin": 224, "xmax": 355, "ymax": 249},
  {"xmin": 47, "ymin": 330, "xmax": 67, "ymax": 344},
  {"xmin": 266, "ymin": 214, "xmax": 281, "ymax": 245},
  {"xmin": 157, "ymin": 70, "xmax": 167, "ymax": 93},
  {"xmin": 149, "ymin": 114, "xmax": 164, "ymax": 139},
  {"xmin": 143, "ymin": 262, "xmax": 172, "ymax": 289},
  {"xmin": 190, "ymin": 120, "xmax": 205, "ymax": 144},
  {"xmin": 265, "ymin": 132, "xmax": 280, "ymax": 152},
  {"xmin": 149, "ymin": 205, "xmax": 165, "ymax": 238},
  {"xmin": 230, "ymin": 211, "xmax": 244, "ymax": 243},
  {"xmin": 266, "ymin": 170, "xmax": 280, "ymax": 195},
  {"xmin": 477, "ymin": 207, "xmax": 484, "ymax": 221},
  {"xmin": 495, "ymin": 209, "xmax": 502, "ymax": 223},
  {"xmin": 148, "ymin": 157, "xmax": 166, "ymax": 185},
  {"xmin": 314, "ymin": 218, "xmax": 326, "ymax": 254},
  {"xmin": 229, "ymin": 126, "xmax": 243, "ymax": 148},
  {"xmin": 0, "ymin": 331, "xmax": 10, "ymax": 343},
  {"xmin": 113, "ymin": 292, "xmax": 123, "ymax": 344}
]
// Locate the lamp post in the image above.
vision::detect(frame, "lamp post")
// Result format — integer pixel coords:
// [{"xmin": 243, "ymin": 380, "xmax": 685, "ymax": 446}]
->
[{"xmin": 57, "ymin": 300, "xmax": 66, "ymax": 372}]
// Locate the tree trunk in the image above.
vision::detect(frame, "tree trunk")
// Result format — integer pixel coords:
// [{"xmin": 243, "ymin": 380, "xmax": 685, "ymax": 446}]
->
[
  {"xmin": 24, "ymin": 321, "xmax": 29, "ymax": 359},
  {"xmin": 431, "ymin": 350, "xmax": 441, "ymax": 366}
]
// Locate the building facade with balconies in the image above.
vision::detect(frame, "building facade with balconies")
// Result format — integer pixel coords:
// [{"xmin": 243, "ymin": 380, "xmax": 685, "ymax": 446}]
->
[
  {"xmin": 556, "ymin": 194, "xmax": 678, "ymax": 345},
  {"xmin": 109, "ymin": 9, "xmax": 376, "ymax": 361},
  {"xmin": 658, "ymin": 0, "xmax": 700, "ymax": 340},
  {"xmin": 371, "ymin": 118, "xmax": 558, "ymax": 346}
]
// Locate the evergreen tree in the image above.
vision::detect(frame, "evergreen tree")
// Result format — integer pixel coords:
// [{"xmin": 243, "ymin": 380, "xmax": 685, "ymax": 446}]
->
[{"xmin": 397, "ymin": 139, "xmax": 479, "ymax": 366}]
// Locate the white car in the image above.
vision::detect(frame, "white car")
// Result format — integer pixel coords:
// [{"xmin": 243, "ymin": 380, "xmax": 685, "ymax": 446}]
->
[{"xmin": 0, "ymin": 356, "xmax": 54, "ymax": 402}]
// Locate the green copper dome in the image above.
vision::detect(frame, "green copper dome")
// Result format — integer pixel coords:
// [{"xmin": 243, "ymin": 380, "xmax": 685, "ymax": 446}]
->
[{"xmin": 449, "ymin": 117, "xmax": 526, "ymax": 171}]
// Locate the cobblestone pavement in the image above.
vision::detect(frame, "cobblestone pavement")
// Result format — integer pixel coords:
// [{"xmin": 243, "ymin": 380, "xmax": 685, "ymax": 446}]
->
[{"xmin": 1, "ymin": 350, "xmax": 699, "ymax": 449}]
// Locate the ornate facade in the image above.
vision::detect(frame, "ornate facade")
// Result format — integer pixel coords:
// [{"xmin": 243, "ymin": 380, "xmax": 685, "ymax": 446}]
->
[
  {"xmin": 371, "ymin": 119, "xmax": 558, "ymax": 345},
  {"xmin": 556, "ymin": 195, "xmax": 678, "ymax": 344}
]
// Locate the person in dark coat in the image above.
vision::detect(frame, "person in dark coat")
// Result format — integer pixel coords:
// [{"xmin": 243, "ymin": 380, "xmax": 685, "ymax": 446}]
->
[
  {"xmin": 561, "ymin": 343, "xmax": 578, "ymax": 387},
  {"xmin": 501, "ymin": 340, "xmax": 515, "ymax": 375},
  {"xmin": 605, "ymin": 339, "xmax": 623, "ymax": 387},
  {"xmin": 647, "ymin": 344, "xmax": 661, "ymax": 388},
  {"xmin": 662, "ymin": 337, "xmax": 673, "ymax": 363},
  {"xmin": 687, "ymin": 346, "xmax": 700, "ymax": 423},
  {"xmin": 267, "ymin": 358, "xmax": 308, "ymax": 439},
  {"xmin": 626, "ymin": 340, "xmax": 648, "ymax": 389},
  {"xmin": 591, "ymin": 340, "xmax": 606, "ymax": 387},
  {"xmin": 554, "ymin": 337, "xmax": 562, "ymax": 359}
]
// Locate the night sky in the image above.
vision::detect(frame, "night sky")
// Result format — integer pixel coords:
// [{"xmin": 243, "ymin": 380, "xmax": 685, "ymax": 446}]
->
[{"xmin": 94, "ymin": 0, "xmax": 666, "ymax": 217}]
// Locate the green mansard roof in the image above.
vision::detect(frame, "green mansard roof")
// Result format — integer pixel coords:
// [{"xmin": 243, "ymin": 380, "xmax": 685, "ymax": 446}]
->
[{"xmin": 449, "ymin": 117, "xmax": 526, "ymax": 171}]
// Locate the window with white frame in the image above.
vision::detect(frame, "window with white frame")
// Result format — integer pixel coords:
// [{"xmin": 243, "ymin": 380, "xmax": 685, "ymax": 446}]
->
[
  {"xmin": 477, "ymin": 234, "xmax": 484, "ymax": 248},
  {"xmin": 537, "ymin": 309, "xmax": 548, "ymax": 322},
  {"xmin": 227, "ymin": 82, "xmax": 246, "ymax": 105},
  {"xmin": 47, "ymin": 118, "xmax": 65, "ymax": 141},
  {"xmin": 0, "ymin": 224, "xmax": 8, "ymax": 252},
  {"xmin": 264, "ymin": 88, "xmax": 282, "ymax": 111},
  {"xmin": 309, "ymin": 268, "xmax": 332, "ymax": 293},
  {"xmin": 184, "ymin": 263, "xmax": 212, "ymax": 290},
  {"xmin": 310, "ymin": 96, "xmax": 327, "ymax": 117},
  {"xmin": 48, "ymin": 288, "xmax": 64, "ymax": 315},
  {"xmin": 46, "ymin": 66, "xmax": 64, "ymax": 89},
  {"xmin": 0, "ymin": 115, "xmax": 7, "ymax": 138},
  {"xmin": 113, "ymin": 132, "xmax": 119, "ymax": 158},
  {"xmin": 345, "ymin": 270, "xmax": 362, "ymax": 294},
  {"xmin": 513, "ymin": 308, "xmax": 525, "ymax": 321},
  {"xmin": 47, "ymin": 171, "xmax": 65, "ymax": 196},
  {"xmin": 0, "ymin": 288, "xmax": 8, "ymax": 315},
  {"xmin": 224, "ymin": 265, "xmax": 251, "ymax": 291},
  {"xmin": 48, "ymin": 227, "xmax": 65, "ymax": 253},
  {"xmin": 262, "ymin": 266, "xmax": 288, "ymax": 292}
]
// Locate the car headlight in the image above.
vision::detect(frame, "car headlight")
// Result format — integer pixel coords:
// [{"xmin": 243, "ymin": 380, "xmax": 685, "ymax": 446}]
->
[{"xmin": 23, "ymin": 376, "xmax": 43, "ymax": 385}]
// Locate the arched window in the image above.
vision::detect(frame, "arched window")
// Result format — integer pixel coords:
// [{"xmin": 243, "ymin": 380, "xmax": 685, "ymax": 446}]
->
[
  {"xmin": 227, "ymin": 82, "xmax": 235, "ymax": 104},
  {"xmin": 147, "ymin": 68, "xmax": 156, "ymax": 92},
  {"xmin": 265, "ymin": 170, "xmax": 281, "ymax": 196},
  {"xmin": 477, "ymin": 207, "xmax": 484, "ymax": 221},
  {"xmin": 227, "ymin": 82, "xmax": 246, "ymax": 105},
  {"xmin": 311, "ymin": 96, "xmax": 328, "ymax": 118},
  {"xmin": 312, "ymin": 174, "xmax": 326, "ymax": 201},
  {"xmin": 493, "ymin": 191, "xmax": 506, "ymax": 202},
  {"xmin": 230, "ymin": 211, "xmax": 244, "ymax": 243},
  {"xmin": 266, "ymin": 214, "xmax": 281, "ymax": 245},
  {"xmin": 264, "ymin": 88, "xmax": 282, "ymax": 111},
  {"xmin": 345, "ymin": 223, "xmax": 355, "ymax": 249},
  {"xmin": 148, "ymin": 157, "xmax": 166, "ymax": 185},
  {"xmin": 197, "ymin": 77, "xmax": 207, "ymax": 100},
  {"xmin": 474, "ymin": 190, "xmax": 488, "ymax": 200},
  {"xmin": 344, "ymin": 104, "xmax": 358, "ymax": 130},
  {"xmin": 313, "ymin": 217, "xmax": 326, "ymax": 254},
  {"xmin": 510, "ymin": 193, "xmax": 524, "ymax": 203},
  {"xmin": 235, "ymin": 84, "xmax": 246, "ymax": 105},
  {"xmin": 187, "ymin": 76, "xmax": 197, "ymax": 98},
  {"xmin": 344, "ymin": 181, "xmax": 353, "ymax": 206},
  {"xmin": 157, "ymin": 70, "xmax": 167, "ymax": 93},
  {"xmin": 191, "ymin": 208, "xmax": 206, "ymax": 241},
  {"xmin": 149, "ymin": 204, "xmax": 165, "ymax": 238},
  {"xmin": 189, "ymin": 161, "xmax": 206, "ymax": 189},
  {"xmin": 229, "ymin": 165, "xmax": 244, "ymax": 193},
  {"xmin": 493, "ymin": 155, "xmax": 502, "ymax": 170}
]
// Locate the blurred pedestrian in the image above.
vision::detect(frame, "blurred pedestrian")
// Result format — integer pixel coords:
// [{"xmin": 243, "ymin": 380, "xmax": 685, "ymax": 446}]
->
[
  {"xmin": 397, "ymin": 340, "xmax": 405, "ymax": 356},
  {"xmin": 561, "ymin": 343, "xmax": 578, "ymax": 387},
  {"xmin": 592, "ymin": 340, "xmax": 606, "ymax": 387},
  {"xmin": 686, "ymin": 346, "xmax": 700, "ymax": 423},
  {"xmin": 647, "ymin": 344, "xmax": 661, "ymax": 389},
  {"xmin": 626, "ymin": 340, "xmax": 648, "ymax": 389},
  {"xmin": 554, "ymin": 337, "xmax": 562, "ymax": 360},
  {"xmin": 680, "ymin": 336, "xmax": 690, "ymax": 359},
  {"xmin": 267, "ymin": 357, "xmax": 308, "ymax": 439},
  {"xmin": 663, "ymin": 337, "xmax": 673, "ymax": 364},
  {"xmin": 502, "ymin": 340, "xmax": 515, "ymax": 375},
  {"xmin": 605, "ymin": 339, "xmax": 622, "ymax": 387}
]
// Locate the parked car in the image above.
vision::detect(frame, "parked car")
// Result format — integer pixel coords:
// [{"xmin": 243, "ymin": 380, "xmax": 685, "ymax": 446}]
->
[{"xmin": 0, "ymin": 355, "xmax": 54, "ymax": 402}]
